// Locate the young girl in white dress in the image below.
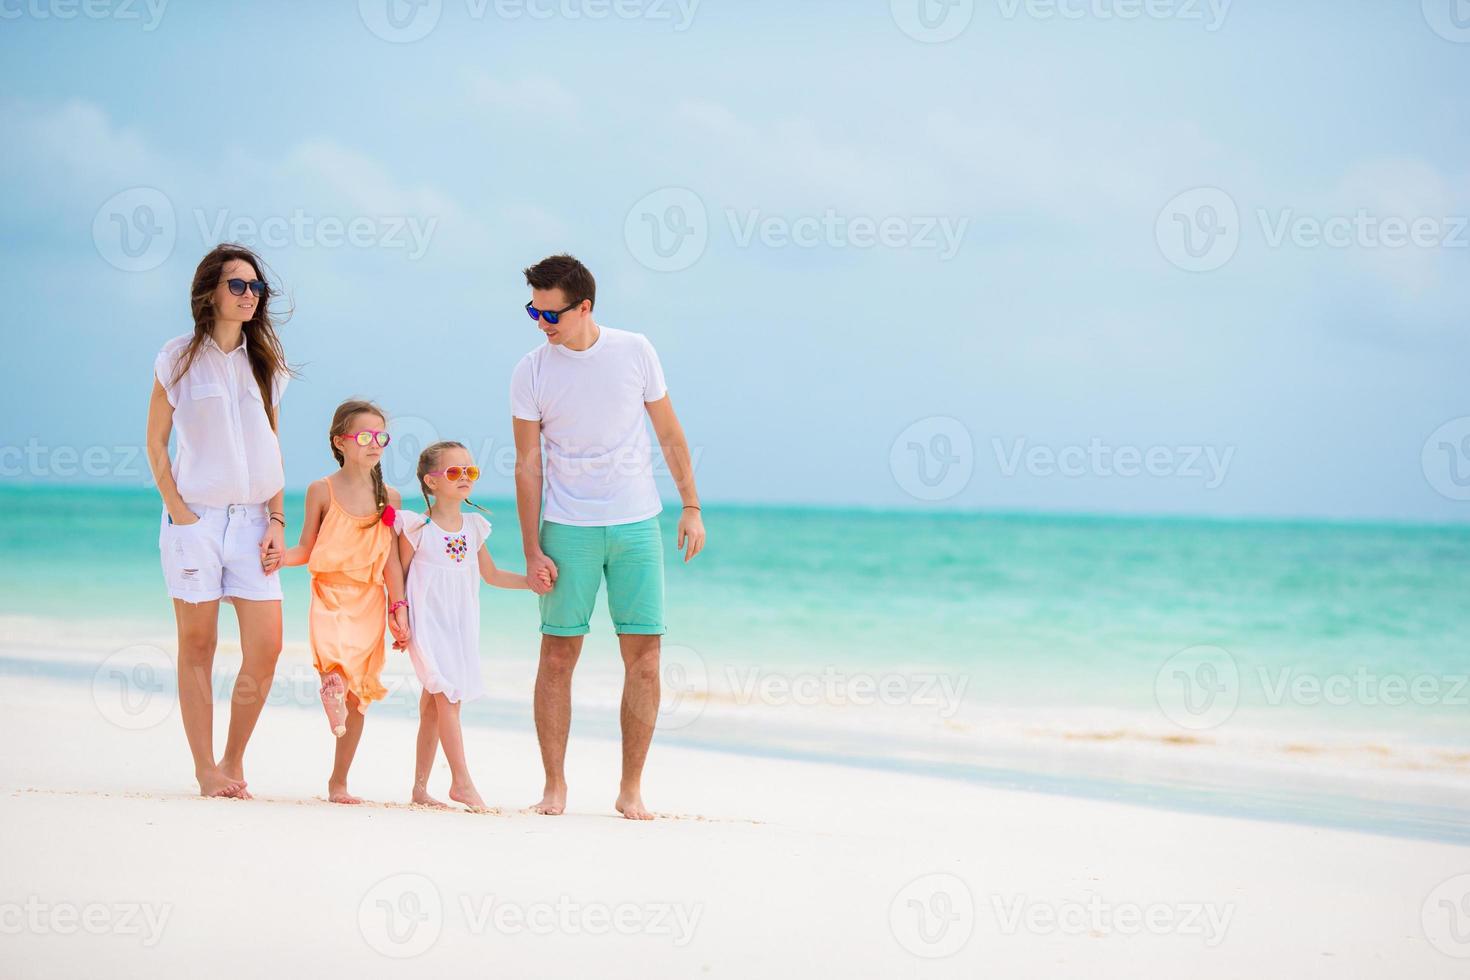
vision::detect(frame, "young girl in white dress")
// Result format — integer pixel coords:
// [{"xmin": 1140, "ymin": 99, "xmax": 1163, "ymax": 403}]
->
[{"xmin": 395, "ymin": 440, "xmax": 543, "ymax": 812}]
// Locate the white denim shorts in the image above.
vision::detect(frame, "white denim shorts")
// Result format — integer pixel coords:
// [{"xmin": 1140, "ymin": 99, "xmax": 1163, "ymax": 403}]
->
[{"xmin": 159, "ymin": 502, "xmax": 283, "ymax": 605}]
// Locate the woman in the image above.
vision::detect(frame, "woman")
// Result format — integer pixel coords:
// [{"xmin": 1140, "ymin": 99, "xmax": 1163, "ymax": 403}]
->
[{"xmin": 145, "ymin": 244, "xmax": 293, "ymax": 798}]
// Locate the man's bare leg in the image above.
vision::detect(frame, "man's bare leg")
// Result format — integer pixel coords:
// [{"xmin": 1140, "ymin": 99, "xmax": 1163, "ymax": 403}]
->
[
  {"xmin": 531, "ymin": 634, "xmax": 583, "ymax": 814},
  {"xmin": 218, "ymin": 598, "xmax": 282, "ymax": 800},
  {"xmin": 412, "ymin": 689, "xmax": 447, "ymax": 807},
  {"xmin": 615, "ymin": 633, "xmax": 660, "ymax": 821},
  {"xmin": 172, "ymin": 598, "xmax": 243, "ymax": 798},
  {"xmin": 328, "ymin": 692, "xmax": 366, "ymax": 804}
]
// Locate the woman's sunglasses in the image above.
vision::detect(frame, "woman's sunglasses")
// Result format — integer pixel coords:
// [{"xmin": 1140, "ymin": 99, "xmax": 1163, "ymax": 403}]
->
[
  {"xmin": 343, "ymin": 429, "xmax": 391, "ymax": 448},
  {"xmin": 525, "ymin": 300, "xmax": 579, "ymax": 326},
  {"xmin": 428, "ymin": 466, "xmax": 480, "ymax": 482},
  {"xmin": 224, "ymin": 278, "xmax": 266, "ymax": 297}
]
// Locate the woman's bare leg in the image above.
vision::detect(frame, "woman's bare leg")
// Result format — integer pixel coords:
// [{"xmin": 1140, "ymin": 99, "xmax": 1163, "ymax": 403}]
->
[
  {"xmin": 172, "ymin": 598, "xmax": 243, "ymax": 798},
  {"xmin": 328, "ymin": 692, "xmax": 366, "ymax": 804},
  {"xmin": 412, "ymin": 690, "xmax": 447, "ymax": 807},
  {"xmin": 218, "ymin": 598, "xmax": 282, "ymax": 799},
  {"xmin": 434, "ymin": 693, "xmax": 487, "ymax": 811}
]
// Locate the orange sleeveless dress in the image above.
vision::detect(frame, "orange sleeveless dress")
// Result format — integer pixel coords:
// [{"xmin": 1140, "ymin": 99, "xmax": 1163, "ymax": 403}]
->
[{"xmin": 308, "ymin": 479, "xmax": 395, "ymax": 712}]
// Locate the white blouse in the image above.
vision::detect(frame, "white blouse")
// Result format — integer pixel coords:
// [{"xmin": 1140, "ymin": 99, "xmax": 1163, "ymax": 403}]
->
[{"xmin": 154, "ymin": 332, "xmax": 289, "ymax": 507}]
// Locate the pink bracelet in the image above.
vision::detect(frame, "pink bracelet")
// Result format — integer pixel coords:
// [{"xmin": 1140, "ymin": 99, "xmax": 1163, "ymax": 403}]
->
[{"xmin": 389, "ymin": 600, "xmax": 409, "ymax": 614}]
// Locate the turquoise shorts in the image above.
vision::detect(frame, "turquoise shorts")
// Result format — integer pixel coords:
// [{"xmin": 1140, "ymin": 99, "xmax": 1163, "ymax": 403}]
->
[{"xmin": 539, "ymin": 517, "xmax": 666, "ymax": 636}]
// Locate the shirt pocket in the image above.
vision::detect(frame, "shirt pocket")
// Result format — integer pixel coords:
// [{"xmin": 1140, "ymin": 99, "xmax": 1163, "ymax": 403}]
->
[{"xmin": 191, "ymin": 383, "xmax": 227, "ymax": 401}]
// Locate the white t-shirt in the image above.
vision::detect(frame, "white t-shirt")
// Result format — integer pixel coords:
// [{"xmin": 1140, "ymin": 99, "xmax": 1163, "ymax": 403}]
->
[
  {"xmin": 510, "ymin": 325, "xmax": 668, "ymax": 527},
  {"xmin": 154, "ymin": 332, "xmax": 288, "ymax": 508}
]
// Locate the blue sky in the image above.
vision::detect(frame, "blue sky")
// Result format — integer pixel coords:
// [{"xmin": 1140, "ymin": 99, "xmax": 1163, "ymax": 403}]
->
[{"xmin": 1, "ymin": 0, "xmax": 1467, "ymax": 521}]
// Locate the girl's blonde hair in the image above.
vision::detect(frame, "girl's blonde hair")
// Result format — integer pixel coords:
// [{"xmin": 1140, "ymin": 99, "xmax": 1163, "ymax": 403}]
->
[
  {"xmin": 416, "ymin": 441, "xmax": 491, "ymax": 519},
  {"xmin": 328, "ymin": 399, "xmax": 390, "ymax": 520}
]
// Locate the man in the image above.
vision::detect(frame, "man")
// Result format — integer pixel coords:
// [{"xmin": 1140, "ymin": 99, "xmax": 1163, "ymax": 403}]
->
[{"xmin": 511, "ymin": 254, "xmax": 706, "ymax": 821}]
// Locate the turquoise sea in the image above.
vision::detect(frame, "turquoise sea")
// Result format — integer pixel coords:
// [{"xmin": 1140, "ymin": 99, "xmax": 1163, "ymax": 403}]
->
[{"xmin": 2, "ymin": 484, "xmax": 1467, "ymax": 840}]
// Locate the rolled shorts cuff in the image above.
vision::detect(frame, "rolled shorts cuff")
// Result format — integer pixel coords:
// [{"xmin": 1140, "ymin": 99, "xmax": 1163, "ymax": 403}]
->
[
  {"xmin": 541, "ymin": 624, "xmax": 591, "ymax": 637},
  {"xmin": 613, "ymin": 623, "xmax": 666, "ymax": 636}
]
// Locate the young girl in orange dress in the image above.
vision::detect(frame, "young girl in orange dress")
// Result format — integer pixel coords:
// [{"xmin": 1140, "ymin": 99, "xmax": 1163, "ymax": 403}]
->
[{"xmin": 284, "ymin": 399, "xmax": 411, "ymax": 804}]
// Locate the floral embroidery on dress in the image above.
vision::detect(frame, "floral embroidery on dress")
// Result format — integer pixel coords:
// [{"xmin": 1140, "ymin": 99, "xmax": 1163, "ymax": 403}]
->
[{"xmin": 445, "ymin": 533, "xmax": 469, "ymax": 563}]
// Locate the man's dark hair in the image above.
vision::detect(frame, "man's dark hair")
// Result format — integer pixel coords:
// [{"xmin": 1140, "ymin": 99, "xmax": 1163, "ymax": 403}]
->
[{"xmin": 523, "ymin": 253, "xmax": 596, "ymax": 311}]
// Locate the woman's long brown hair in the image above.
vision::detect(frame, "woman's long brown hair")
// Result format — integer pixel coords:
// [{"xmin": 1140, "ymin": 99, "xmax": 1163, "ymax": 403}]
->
[
  {"xmin": 329, "ymin": 400, "xmax": 391, "ymax": 520},
  {"xmin": 170, "ymin": 243, "xmax": 294, "ymax": 429}
]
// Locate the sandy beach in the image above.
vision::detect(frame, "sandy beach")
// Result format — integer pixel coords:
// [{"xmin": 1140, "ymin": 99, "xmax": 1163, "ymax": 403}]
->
[{"xmin": 3, "ymin": 663, "xmax": 1468, "ymax": 979}]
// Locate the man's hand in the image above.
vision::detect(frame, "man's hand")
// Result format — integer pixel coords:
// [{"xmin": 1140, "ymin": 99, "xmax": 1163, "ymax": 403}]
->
[
  {"xmin": 676, "ymin": 508, "xmax": 706, "ymax": 563},
  {"xmin": 526, "ymin": 551, "xmax": 558, "ymax": 596},
  {"xmin": 259, "ymin": 521, "xmax": 285, "ymax": 576}
]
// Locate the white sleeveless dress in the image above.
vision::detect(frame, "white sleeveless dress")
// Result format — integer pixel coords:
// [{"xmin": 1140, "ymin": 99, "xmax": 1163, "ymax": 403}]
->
[{"xmin": 396, "ymin": 510, "xmax": 491, "ymax": 703}]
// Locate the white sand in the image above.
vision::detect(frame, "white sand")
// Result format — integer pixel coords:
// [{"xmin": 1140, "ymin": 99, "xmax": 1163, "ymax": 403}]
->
[{"xmin": 2, "ymin": 671, "xmax": 1468, "ymax": 979}]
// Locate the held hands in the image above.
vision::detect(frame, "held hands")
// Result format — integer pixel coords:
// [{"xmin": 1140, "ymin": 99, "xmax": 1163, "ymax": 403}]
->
[
  {"xmin": 259, "ymin": 521, "xmax": 285, "ymax": 575},
  {"xmin": 526, "ymin": 552, "xmax": 558, "ymax": 596},
  {"xmin": 389, "ymin": 605, "xmax": 411, "ymax": 650}
]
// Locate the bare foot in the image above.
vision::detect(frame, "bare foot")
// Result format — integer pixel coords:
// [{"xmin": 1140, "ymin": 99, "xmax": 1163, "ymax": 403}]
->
[
  {"xmin": 197, "ymin": 768, "xmax": 246, "ymax": 799},
  {"xmin": 449, "ymin": 781, "xmax": 489, "ymax": 813},
  {"xmin": 411, "ymin": 786, "xmax": 448, "ymax": 809},
  {"xmin": 219, "ymin": 761, "xmax": 253, "ymax": 800},
  {"xmin": 615, "ymin": 789, "xmax": 655, "ymax": 821},
  {"xmin": 328, "ymin": 782, "xmax": 363, "ymax": 805},
  {"xmin": 530, "ymin": 782, "xmax": 566, "ymax": 815},
  {"xmin": 319, "ymin": 672, "xmax": 348, "ymax": 738}
]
